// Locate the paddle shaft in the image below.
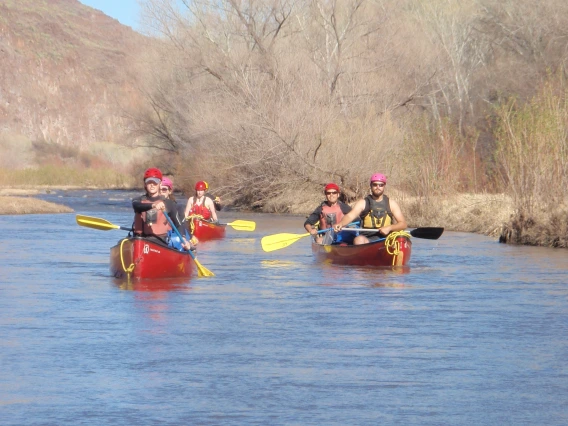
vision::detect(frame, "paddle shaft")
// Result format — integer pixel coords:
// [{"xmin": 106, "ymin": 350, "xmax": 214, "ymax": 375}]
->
[
  {"xmin": 338, "ymin": 227, "xmax": 444, "ymax": 240},
  {"xmin": 163, "ymin": 213, "xmax": 215, "ymax": 277},
  {"xmin": 162, "ymin": 212, "xmax": 188, "ymax": 247}
]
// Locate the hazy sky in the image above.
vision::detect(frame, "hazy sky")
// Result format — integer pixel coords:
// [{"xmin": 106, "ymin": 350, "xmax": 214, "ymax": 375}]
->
[{"xmin": 78, "ymin": 0, "xmax": 141, "ymax": 30}]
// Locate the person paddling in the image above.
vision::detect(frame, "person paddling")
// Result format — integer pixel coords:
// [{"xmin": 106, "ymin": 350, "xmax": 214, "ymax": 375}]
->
[
  {"xmin": 334, "ymin": 173, "xmax": 407, "ymax": 245},
  {"xmin": 184, "ymin": 180, "xmax": 219, "ymax": 223},
  {"xmin": 132, "ymin": 168, "xmax": 193, "ymax": 251},
  {"xmin": 304, "ymin": 183, "xmax": 353, "ymax": 245}
]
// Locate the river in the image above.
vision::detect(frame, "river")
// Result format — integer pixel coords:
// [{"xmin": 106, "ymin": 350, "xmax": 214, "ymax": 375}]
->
[{"xmin": 1, "ymin": 189, "xmax": 567, "ymax": 425}]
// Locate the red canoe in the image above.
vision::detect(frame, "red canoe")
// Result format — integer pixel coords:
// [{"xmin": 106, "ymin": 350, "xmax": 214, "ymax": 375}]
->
[
  {"xmin": 189, "ymin": 218, "xmax": 227, "ymax": 241},
  {"xmin": 110, "ymin": 237, "xmax": 194, "ymax": 280},
  {"xmin": 311, "ymin": 235, "xmax": 412, "ymax": 266}
]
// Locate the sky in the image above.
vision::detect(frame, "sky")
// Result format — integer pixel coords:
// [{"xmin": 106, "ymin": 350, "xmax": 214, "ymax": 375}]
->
[{"xmin": 78, "ymin": 0, "xmax": 141, "ymax": 31}]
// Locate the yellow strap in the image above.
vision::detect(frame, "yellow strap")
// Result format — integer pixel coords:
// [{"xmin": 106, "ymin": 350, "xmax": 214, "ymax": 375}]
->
[
  {"xmin": 385, "ymin": 231, "xmax": 412, "ymax": 265},
  {"xmin": 119, "ymin": 238, "xmax": 135, "ymax": 278},
  {"xmin": 185, "ymin": 214, "xmax": 205, "ymax": 234}
]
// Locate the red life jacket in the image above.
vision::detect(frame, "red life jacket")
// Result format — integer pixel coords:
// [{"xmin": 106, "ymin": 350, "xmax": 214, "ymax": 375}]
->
[
  {"xmin": 319, "ymin": 202, "xmax": 344, "ymax": 230},
  {"xmin": 133, "ymin": 199, "xmax": 172, "ymax": 236},
  {"xmin": 189, "ymin": 196, "xmax": 212, "ymax": 220}
]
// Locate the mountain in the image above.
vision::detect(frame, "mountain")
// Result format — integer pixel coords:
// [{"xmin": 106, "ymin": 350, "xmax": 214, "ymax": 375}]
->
[{"xmin": 0, "ymin": 0, "xmax": 145, "ymax": 147}]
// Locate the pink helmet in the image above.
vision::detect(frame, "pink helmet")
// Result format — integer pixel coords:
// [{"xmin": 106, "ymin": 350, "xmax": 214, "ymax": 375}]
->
[
  {"xmin": 161, "ymin": 177, "xmax": 173, "ymax": 190},
  {"xmin": 370, "ymin": 173, "xmax": 387, "ymax": 184}
]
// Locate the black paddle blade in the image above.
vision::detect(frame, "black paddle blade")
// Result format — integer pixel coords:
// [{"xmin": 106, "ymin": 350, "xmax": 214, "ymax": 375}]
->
[{"xmin": 409, "ymin": 227, "xmax": 444, "ymax": 240}]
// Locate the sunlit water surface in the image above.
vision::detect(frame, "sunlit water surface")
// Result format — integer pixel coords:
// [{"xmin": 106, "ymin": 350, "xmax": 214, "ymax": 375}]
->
[{"xmin": 1, "ymin": 190, "xmax": 567, "ymax": 425}]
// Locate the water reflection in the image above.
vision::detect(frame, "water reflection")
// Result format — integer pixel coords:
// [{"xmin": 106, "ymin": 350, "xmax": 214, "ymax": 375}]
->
[{"xmin": 113, "ymin": 277, "xmax": 192, "ymax": 292}]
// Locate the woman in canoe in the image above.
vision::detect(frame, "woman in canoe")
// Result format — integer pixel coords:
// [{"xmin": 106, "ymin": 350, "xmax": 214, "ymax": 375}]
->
[
  {"xmin": 132, "ymin": 168, "xmax": 193, "ymax": 251},
  {"xmin": 334, "ymin": 173, "xmax": 407, "ymax": 245},
  {"xmin": 304, "ymin": 183, "xmax": 354, "ymax": 245},
  {"xmin": 160, "ymin": 177, "xmax": 176, "ymax": 201},
  {"xmin": 184, "ymin": 180, "xmax": 219, "ymax": 223}
]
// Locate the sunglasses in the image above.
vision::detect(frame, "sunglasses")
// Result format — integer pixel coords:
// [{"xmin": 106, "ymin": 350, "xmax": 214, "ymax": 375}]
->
[
  {"xmin": 371, "ymin": 183, "xmax": 385, "ymax": 188},
  {"xmin": 325, "ymin": 191, "xmax": 338, "ymax": 195},
  {"xmin": 160, "ymin": 187, "xmax": 170, "ymax": 192}
]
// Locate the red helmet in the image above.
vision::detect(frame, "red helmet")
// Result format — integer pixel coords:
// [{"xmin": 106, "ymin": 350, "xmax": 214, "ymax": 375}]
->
[
  {"xmin": 143, "ymin": 167, "xmax": 162, "ymax": 181},
  {"xmin": 195, "ymin": 181, "xmax": 206, "ymax": 191},
  {"xmin": 324, "ymin": 183, "xmax": 340, "ymax": 193}
]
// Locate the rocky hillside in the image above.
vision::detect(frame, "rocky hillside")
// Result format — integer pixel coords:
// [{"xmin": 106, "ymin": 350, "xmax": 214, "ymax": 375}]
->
[{"xmin": 0, "ymin": 0, "xmax": 145, "ymax": 147}]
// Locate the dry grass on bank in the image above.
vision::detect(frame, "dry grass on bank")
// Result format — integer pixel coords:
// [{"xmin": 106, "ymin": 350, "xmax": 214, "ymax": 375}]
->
[
  {"xmin": 400, "ymin": 193, "xmax": 513, "ymax": 238},
  {"xmin": 499, "ymin": 204, "xmax": 568, "ymax": 248},
  {"xmin": 0, "ymin": 196, "xmax": 73, "ymax": 215},
  {"xmin": 0, "ymin": 165, "xmax": 135, "ymax": 188}
]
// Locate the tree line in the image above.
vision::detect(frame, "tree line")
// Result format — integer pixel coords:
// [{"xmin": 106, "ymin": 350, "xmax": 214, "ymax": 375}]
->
[{"xmin": 129, "ymin": 0, "xmax": 568, "ymax": 246}]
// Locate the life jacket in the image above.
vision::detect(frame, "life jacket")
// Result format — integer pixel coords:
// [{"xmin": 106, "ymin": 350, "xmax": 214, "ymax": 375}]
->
[
  {"xmin": 133, "ymin": 199, "xmax": 172, "ymax": 236},
  {"xmin": 189, "ymin": 196, "xmax": 212, "ymax": 220},
  {"xmin": 319, "ymin": 202, "xmax": 344, "ymax": 230},
  {"xmin": 360, "ymin": 195, "xmax": 393, "ymax": 229}
]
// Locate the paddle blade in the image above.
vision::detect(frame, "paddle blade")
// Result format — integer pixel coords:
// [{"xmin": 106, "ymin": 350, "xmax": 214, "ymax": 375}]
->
[
  {"xmin": 76, "ymin": 214, "xmax": 120, "ymax": 231},
  {"xmin": 261, "ymin": 232, "xmax": 310, "ymax": 252},
  {"xmin": 187, "ymin": 249, "xmax": 214, "ymax": 277},
  {"xmin": 194, "ymin": 259, "xmax": 215, "ymax": 277},
  {"xmin": 409, "ymin": 227, "xmax": 444, "ymax": 240},
  {"xmin": 226, "ymin": 220, "xmax": 256, "ymax": 231}
]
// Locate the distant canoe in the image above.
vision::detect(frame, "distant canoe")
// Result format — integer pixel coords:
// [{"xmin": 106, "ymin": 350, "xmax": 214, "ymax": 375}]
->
[
  {"xmin": 110, "ymin": 237, "xmax": 194, "ymax": 280},
  {"xmin": 311, "ymin": 235, "xmax": 412, "ymax": 266},
  {"xmin": 189, "ymin": 218, "xmax": 226, "ymax": 241}
]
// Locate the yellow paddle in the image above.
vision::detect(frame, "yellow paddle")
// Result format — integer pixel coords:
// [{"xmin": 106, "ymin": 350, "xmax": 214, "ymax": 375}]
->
[
  {"xmin": 261, "ymin": 222, "xmax": 360, "ymax": 252},
  {"xmin": 76, "ymin": 214, "xmax": 132, "ymax": 231},
  {"xmin": 261, "ymin": 232, "xmax": 312, "ymax": 252},
  {"xmin": 222, "ymin": 220, "xmax": 256, "ymax": 231}
]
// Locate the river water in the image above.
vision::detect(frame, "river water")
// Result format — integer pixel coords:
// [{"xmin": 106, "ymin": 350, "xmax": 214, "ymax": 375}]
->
[{"xmin": 1, "ymin": 190, "xmax": 567, "ymax": 425}]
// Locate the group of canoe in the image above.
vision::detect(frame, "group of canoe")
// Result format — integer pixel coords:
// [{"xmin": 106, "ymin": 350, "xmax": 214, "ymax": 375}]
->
[
  {"xmin": 76, "ymin": 214, "xmax": 443, "ymax": 281},
  {"xmin": 75, "ymin": 168, "xmax": 444, "ymax": 281}
]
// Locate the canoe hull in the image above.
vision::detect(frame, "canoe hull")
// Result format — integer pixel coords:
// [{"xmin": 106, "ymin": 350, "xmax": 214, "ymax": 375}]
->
[
  {"xmin": 110, "ymin": 237, "xmax": 194, "ymax": 280},
  {"xmin": 311, "ymin": 236, "xmax": 412, "ymax": 266},
  {"xmin": 190, "ymin": 219, "xmax": 227, "ymax": 241}
]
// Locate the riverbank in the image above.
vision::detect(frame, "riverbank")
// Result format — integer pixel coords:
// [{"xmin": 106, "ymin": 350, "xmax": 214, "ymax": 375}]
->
[{"xmin": 0, "ymin": 195, "xmax": 73, "ymax": 215}]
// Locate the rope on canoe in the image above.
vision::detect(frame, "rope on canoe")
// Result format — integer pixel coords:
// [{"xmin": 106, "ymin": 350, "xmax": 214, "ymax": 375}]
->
[
  {"xmin": 119, "ymin": 238, "xmax": 135, "ymax": 278},
  {"xmin": 385, "ymin": 231, "xmax": 412, "ymax": 265},
  {"xmin": 185, "ymin": 214, "xmax": 205, "ymax": 234}
]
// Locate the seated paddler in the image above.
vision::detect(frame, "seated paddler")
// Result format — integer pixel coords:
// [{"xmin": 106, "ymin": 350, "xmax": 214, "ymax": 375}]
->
[
  {"xmin": 132, "ymin": 167, "xmax": 193, "ymax": 251},
  {"xmin": 184, "ymin": 180, "xmax": 219, "ymax": 224},
  {"xmin": 304, "ymin": 183, "xmax": 354, "ymax": 245},
  {"xmin": 333, "ymin": 173, "xmax": 407, "ymax": 245}
]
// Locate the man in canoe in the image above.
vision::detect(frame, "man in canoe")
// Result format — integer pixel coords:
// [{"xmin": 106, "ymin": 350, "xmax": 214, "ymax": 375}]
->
[
  {"xmin": 132, "ymin": 168, "xmax": 193, "ymax": 251},
  {"xmin": 304, "ymin": 183, "xmax": 354, "ymax": 245},
  {"xmin": 203, "ymin": 181, "xmax": 222, "ymax": 211},
  {"xmin": 334, "ymin": 173, "xmax": 407, "ymax": 245}
]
